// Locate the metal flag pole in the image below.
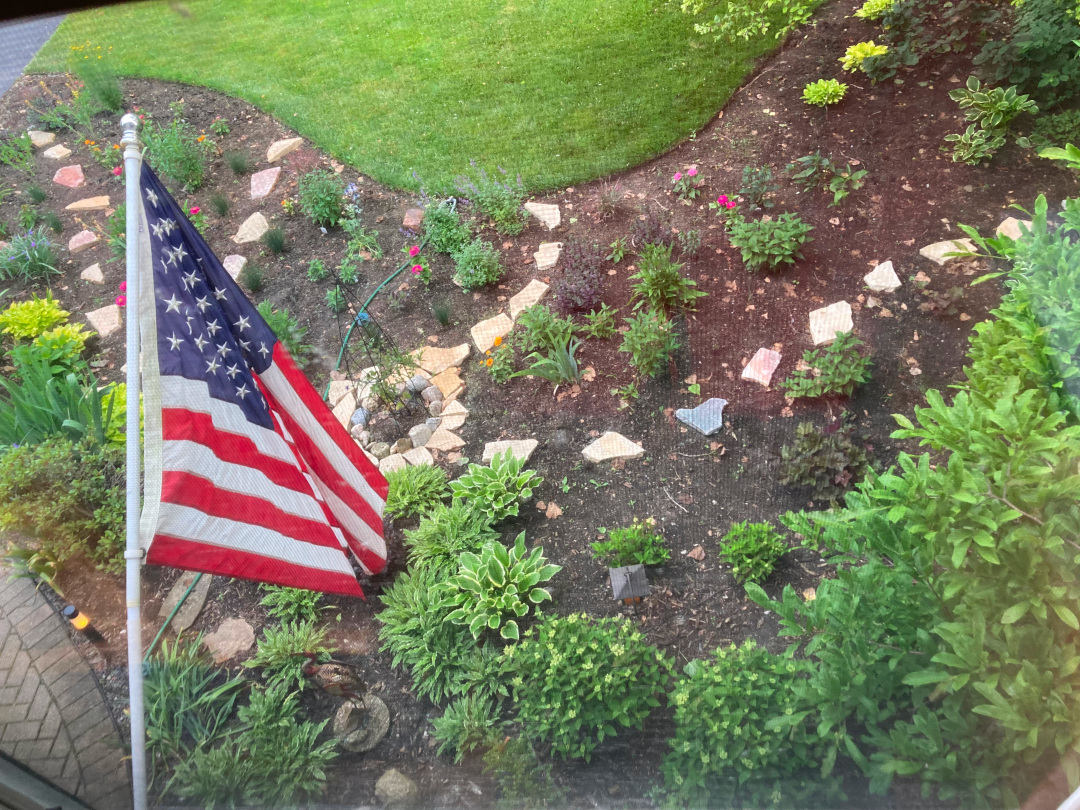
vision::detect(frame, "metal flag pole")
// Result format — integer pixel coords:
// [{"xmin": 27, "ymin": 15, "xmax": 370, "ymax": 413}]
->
[{"xmin": 120, "ymin": 112, "xmax": 148, "ymax": 810}]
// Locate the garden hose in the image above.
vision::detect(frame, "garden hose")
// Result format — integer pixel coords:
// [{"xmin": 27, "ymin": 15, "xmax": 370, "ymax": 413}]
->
[{"xmin": 143, "ymin": 572, "xmax": 202, "ymax": 662}]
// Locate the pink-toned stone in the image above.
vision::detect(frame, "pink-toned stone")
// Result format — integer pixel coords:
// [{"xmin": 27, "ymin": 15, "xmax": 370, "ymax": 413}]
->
[
  {"xmin": 741, "ymin": 348, "xmax": 782, "ymax": 387},
  {"xmin": 85, "ymin": 304, "xmax": 122, "ymax": 337},
  {"xmin": 403, "ymin": 208, "xmax": 425, "ymax": 231},
  {"xmin": 222, "ymin": 254, "xmax": 247, "ymax": 280},
  {"xmin": 250, "ymin": 167, "xmax": 280, "ymax": 200},
  {"xmin": 52, "ymin": 164, "xmax": 85, "ymax": 188},
  {"xmin": 68, "ymin": 230, "xmax": 99, "ymax": 254}
]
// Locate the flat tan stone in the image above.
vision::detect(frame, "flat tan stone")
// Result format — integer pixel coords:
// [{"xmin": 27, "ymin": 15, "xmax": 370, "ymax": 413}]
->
[
  {"xmin": 809, "ymin": 301, "xmax": 853, "ymax": 346},
  {"xmin": 222, "ymin": 254, "xmax": 247, "ymax": 280},
  {"xmin": 380, "ymin": 454, "xmax": 408, "ymax": 474},
  {"xmin": 332, "ymin": 391, "xmax": 357, "ymax": 427},
  {"xmin": 402, "ymin": 446, "xmax": 434, "ymax": 467},
  {"xmin": 582, "ymin": 432, "xmax": 644, "ymax": 464},
  {"xmin": 533, "ymin": 242, "xmax": 562, "ymax": 272},
  {"xmin": 52, "ymin": 164, "xmax": 84, "ymax": 188},
  {"xmin": 996, "ymin": 217, "xmax": 1032, "ymax": 240},
  {"xmin": 79, "ymin": 263, "xmax": 104, "ymax": 285},
  {"xmin": 85, "ymin": 305, "xmax": 121, "ymax": 337},
  {"xmin": 415, "ymin": 343, "xmax": 470, "ymax": 375},
  {"xmin": 233, "ymin": 212, "xmax": 269, "ymax": 244},
  {"xmin": 471, "ymin": 312, "xmax": 514, "ymax": 354},
  {"xmin": 440, "ymin": 400, "xmax": 468, "ymax": 431},
  {"xmin": 28, "ymin": 130, "xmax": 55, "ymax": 148},
  {"xmin": 203, "ymin": 618, "xmax": 254, "ymax": 664},
  {"xmin": 267, "ymin": 137, "xmax": 303, "ymax": 163},
  {"xmin": 68, "ymin": 229, "xmax": 98, "ymax": 254},
  {"xmin": 427, "ymin": 428, "xmax": 466, "ymax": 452},
  {"xmin": 524, "ymin": 201, "xmax": 560, "ymax": 229},
  {"xmin": 742, "ymin": 348, "xmax": 781, "ymax": 387},
  {"xmin": 508, "ymin": 279, "xmax": 550, "ymax": 321},
  {"xmin": 482, "ymin": 439, "xmax": 538, "ymax": 464},
  {"xmin": 326, "ymin": 379, "xmax": 357, "ymax": 407},
  {"xmin": 65, "ymin": 195, "xmax": 110, "ymax": 212},
  {"xmin": 919, "ymin": 238, "xmax": 976, "ymax": 266},
  {"xmin": 864, "ymin": 261, "xmax": 901, "ymax": 293},
  {"xmin": 429, "ymin": 367, "xmax": 464, "ymax": 401},
  {"xmin": 250, "ymin": 166, "xmax": 280, "ymax": 200},
  {"xmin": 42, "ymin": 144, "xmax": 71, "ymax": 160}
]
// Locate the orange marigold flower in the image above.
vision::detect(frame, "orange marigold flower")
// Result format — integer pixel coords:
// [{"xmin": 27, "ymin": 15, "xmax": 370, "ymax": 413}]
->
[
  {"xmin": 197, "ymin": 135, "xmax": 205, "ymax": 142},
  {"xmin": 493, "ymin": 336, "xmax": 503, "ymax": 347},
  {"xmin": 486, "ymin": 358, "xmax": 494, "ymax": 367},
  {"xmin": 84, "ymin": 139, "xmax": 90, "ymax": 144}
]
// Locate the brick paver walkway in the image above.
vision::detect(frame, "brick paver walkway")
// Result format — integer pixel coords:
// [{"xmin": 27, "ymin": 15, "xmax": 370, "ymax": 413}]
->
[{"xmin": 0, "ymin": 571, "xmax": 132, "ymax": 809}]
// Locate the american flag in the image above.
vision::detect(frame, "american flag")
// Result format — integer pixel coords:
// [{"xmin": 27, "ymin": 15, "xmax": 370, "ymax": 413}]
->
[{"xmin": 136, "ymin": 164, "xmax": 387, "ymax": 597}]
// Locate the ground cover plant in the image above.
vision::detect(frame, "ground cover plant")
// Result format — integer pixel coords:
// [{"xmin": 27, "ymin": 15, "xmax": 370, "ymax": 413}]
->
[{"xmin": 781, "ymin": 331, "xmax": 873, "ymax": 397}]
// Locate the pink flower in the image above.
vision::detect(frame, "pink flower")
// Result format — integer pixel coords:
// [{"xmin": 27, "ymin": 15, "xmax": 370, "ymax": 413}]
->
[
  {"xmin": 673, "ymin": 172, "xmax": 682, "ymax": 182},
  {"xmin": 717, "ymin": 194, "xmax": 729, "ymax": 205},
  {"xmin": 189, "ymin": 206, "xmax": 200, "ymax": 215},
  {"xmin": 408, "ymin": 245, "xmax": 420, "ymax": 257},
  {"xmin": 115, "ymin": 295, "xmax": 126, "ymax": 307},
  {"xmin": 725, "ymin": 200, "xmax": 736, "ymax": 210},
  {"xmin": 119, "ymin": 281, "xmax": 127, "ymax": 292},
  {"xmin": 112, "ymin": 166, "xmax": 122, "ymax": 176},
  {"xmin": 411, "ymin": 264, "xmax": 422, "ymax": 274},
  {"xmin": 688, "ymin": 167, "xmax": 698, "ymax": 177}
]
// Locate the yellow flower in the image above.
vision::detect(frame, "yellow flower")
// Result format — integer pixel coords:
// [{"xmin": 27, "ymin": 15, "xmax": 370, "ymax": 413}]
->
[{"xmin": 486, "ymin": 358, "xmax": 494, "ymax": 367}]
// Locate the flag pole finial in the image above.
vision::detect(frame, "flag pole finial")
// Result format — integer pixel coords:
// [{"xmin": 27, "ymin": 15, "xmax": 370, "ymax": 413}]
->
[{"xmin": 120, "ymin": 112, "xmax": 140, "ymax": 146}]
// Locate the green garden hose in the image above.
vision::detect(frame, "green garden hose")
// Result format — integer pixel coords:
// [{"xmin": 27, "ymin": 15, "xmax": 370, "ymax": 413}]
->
[{"xmin": 143, "ymin": 572, "xmax": 202, "ymax": 661}]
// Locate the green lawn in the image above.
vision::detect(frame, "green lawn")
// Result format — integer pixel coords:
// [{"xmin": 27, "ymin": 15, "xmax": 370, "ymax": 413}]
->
[{"xmin": 32, "ymin": 0, "xmax": 783, "ymax": 191}]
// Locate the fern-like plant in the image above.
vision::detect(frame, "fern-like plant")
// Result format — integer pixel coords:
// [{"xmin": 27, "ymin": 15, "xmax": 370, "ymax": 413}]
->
[
  {"xmin": 243, "ymin": 620, "xmax": 331, "ymax": 691},
  {"xmin": 385, "ymin": 463, "xmax": 449, "ymax": 519},
  {"xmin": 403, "ymin": 500, "xmax": 499, "ymax": 576}
]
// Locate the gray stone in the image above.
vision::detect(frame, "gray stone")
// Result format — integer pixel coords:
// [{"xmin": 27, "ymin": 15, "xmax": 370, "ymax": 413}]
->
[
  {"xmin": 426, "ymin": 417, "xmax": 442, "ymax": 431},
  {"xmin": 362, "ymin": 395, "xmax": 380, "ymax": 412},
  {"xmin": 351, "ymin": 426, "xmax": 370, "ymax": 446},
  {"xmin": 375, "ymin": 768, "xmax": 419, "ymax": 806},
  {"xmin": 675, "ymin": 398, "xmax": 728, "ymax": 436},
  {"xmin": 334, "ymin": 695, "xmax": 390, "ymax": 753},
  {"xmin": 427, "ymin": 400, "xmax": 443, "ymax": 417},
  {"xmin": 408, "ymin": 424, "xmax": 432, "ymax": 448},
  {"xmin": 369, "ymin": 442, "xmax": 391, "ymax": 460},
  {"xmin": 405, "ymin": 374, "xmax": 430, "ymax": 394},
  {"xmin": 158, "ymin": 571, "xmax": 213, "ymax": 634},
  {"xmin": 351, "ymin": 407, "xmax": 371, "ymax": 427},
  {"xmin": 391, "ymin": 438, "xmax": 412, "ymax": 455},
  {"xmin": 202, "ymin": 618, "xmax": 254, "ymax": 664},
  {"xmin": 421, "ymin": 385, "xmax": 443, "ymax": 405}
]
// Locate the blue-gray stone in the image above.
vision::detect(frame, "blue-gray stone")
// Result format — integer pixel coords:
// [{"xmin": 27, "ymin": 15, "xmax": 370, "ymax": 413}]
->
[
  {"xmin": 406, "ymin": 374, "xmax": 431, "ymax": 394},
  {"xmin": 426, "ymin": 417, "xmax": 442, "ymax": 430},
  {"xmin": 675, "ymin": 398, "xmax": 728, "ymax": 436},
  {"xmin": 350, "ymin": 407, "xmax": 371, "ymax": 427}
]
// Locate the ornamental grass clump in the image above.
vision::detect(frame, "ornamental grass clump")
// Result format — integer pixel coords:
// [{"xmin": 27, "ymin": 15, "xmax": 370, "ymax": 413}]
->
[
  {"xmin": 781, "ymin": 331, "xmax": 873, "ymax": 398},
  {"xmin": 432, "ymin": 693, "xmax": 504, "ymax": 763},
  {"xmin": 443, "ymin": 532, "xmax": 559, "ymax": 641},
  {"xmin": 403, "ymin": 500, "xmax": 499, "ymax": 577},
  {"xmin": 385, "ymin": 463, "xmax": 449, "ymax": 519},
  {"xmin": 450, "ymin": 449, "xmax": 542, "ymax": 522},
  {"xmin": 243, "ymin": 620, "xmax": 331, "ymax": 691},
  {"xmin": 0, "ymin": 230, "xmax": 59, "ymax": 281},
  {"xmin": 502, "ymin": 612, "xmax": 672, "ymax": 760}
]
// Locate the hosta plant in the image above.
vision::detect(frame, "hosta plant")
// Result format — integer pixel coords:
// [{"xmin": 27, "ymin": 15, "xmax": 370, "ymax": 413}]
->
[
  {"xmin": 802, "ymin": 79, "xmax": 848, "ymax": 107},
  {"xmin": 726, "ymin": 213, "xmax": 814, "ymax": 271},
  {"xmin": 0, "ymin": 291, "xmax": 68, "ymax": 340},
  {"xmin": 840, "ymin": 41, "xmax": 888, "ymax": 73},
  {"xmin": 853, "ymin": 0, "xmax": 894, "ymax": 19},
  {"xmin": 450, "ymin": 449, "xmax": 543, "ymax": 522},
  {"xmin": 780, "ymin": 331, "xmax": 873, "ymax": 398},
  {"xmin": 443, "ymin": 532, "xmax": 560, "ymax": 641}
]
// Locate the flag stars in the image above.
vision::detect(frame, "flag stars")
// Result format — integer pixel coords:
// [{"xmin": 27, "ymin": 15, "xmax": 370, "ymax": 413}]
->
[
  {"xmin": 182, "ymin": 270, "xmax": 199, "ymax": 290},
  {"xmin": 166, "ymin": 333, "xmax": 184, "ymax": 351},
  {"xmin": 216, "ymin": 342, "xmax": 232, "ymax": 358},
  {"xmin": 212, "ymin": 287, "xmax": 227, "ymax": 301},
  {"xmin": 206, "ymin": 319, "xmax": 222, "ymax": 337},
  {"xmin": 171, "ymin": 244, "xmax": 189, "ymax": 265},
  {"xmin": 258, "ymin": 342, "xmax": 270, "ymax": 358},
  {"xmin": 195, "ymin": 296, "xmax": 211, "ymax": 313},
  {"xmin": 145, "ymin": 188, "xmax": 159, "ymax": 207},
  {"xmin": 225, "ymin": 364, "xmax": 242, "ymax": 379},
  {"xmin": 239, "ymin": 339, "xmax": 252, "ymax": 352},
  {"xmin": 235, "ymin": 383, "xmax": 251, "ymax": 399},
  {"xmin": 163, "ymin": 294, "xmax": 182, "ymax": 314},
  {"xmin": 234, "ymin": 315, "xmax": 251, "ymax": 332},
  {"xmin": 160, "ymin": 218, "xmax": 177, "ymax": 235},
  {"xmin": 151, "ymin": 221, "xmax": 164, "ymax": 239},
  {"xmin": 205, "ymin": 357, "xmax": 222, "ymax": 374},
  {"xmin": 193, "ymin": 334, "xmax": 209, "ymax": 352}
]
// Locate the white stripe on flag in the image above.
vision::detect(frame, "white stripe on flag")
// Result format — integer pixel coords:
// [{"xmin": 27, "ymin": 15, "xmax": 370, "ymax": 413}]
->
[
  {"xmin": 308, "ymin": 469, "xmax": 388, "ymax": 568},
  {"xmin": 138, "ymin": 192, "xmax": 164, "ymax": 551}
]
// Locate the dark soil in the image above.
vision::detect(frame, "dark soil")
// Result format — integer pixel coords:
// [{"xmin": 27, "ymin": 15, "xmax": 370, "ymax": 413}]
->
[{"xmin": 0, "ymin": 0, "xmax": 1075, "ymax": 805}]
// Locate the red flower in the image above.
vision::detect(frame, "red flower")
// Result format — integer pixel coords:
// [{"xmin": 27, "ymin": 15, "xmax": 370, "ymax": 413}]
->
[{"xmin": 408, "ymin": 245, "xmax": 420, "ymax": 257}]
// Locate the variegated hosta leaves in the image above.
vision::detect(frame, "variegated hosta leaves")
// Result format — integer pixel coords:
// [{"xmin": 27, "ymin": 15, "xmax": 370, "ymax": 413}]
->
[{"xmin": 449, "ymin": 448, "xmax": 543, "ymax": 522}]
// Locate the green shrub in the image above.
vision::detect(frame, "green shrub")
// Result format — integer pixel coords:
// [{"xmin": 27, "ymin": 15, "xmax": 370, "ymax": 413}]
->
[
  {"xmin": 780, "ymin": 331, "xmax": 873, "ymax": 398},
  {"xmin": 484, "ymin": 340, "xmax": 517, "ymax": 384},
  {"xmin": 503, "ymin": 612, "xmax": 671, "ymax": 760},
  {"xmin": 259, "ymin": 584, "xmax": 322, "ymax": 623},
  {"xmin": 12, "ymin": 324, "xmax": 91, "ymax": 376},
  {"xmin": 578, "ymin": 303, "xmax": 617, "ymax": 339},
  {"xmin": 225, "ymin": 150, "xmax": 253, "ymax": 175},
  {"xmin": 483, "ymin": 736, "xmax": 564, "ymax": 809},
  {"xmin": 72, "ymin": 56, "xmax": 123, "ymax": 112},
  {"xmin": 619, "ymin": 309, "xmax": 679, "ymax": 378},
  {"xmin": 453, "ymin": 165, "xmax": 526, "ymax": 235},
  {"xmin": 0, "ymin": 291, "xmax": 68, "ymax": 340},
  {"xmin": 591, "ymin": 518, "xmax": 668, "ymax": 566},
  {"xmin": 0, "ymin": 437, "xmax": 124, "ymax": 573},
  {"xmin": 681, "ymin": 0, "xmax": 816, "ymax": 42},
  {"xmin": 450, "ymin": 448, "xmax": 543, "ymax": 523},
  {"xmin": 663, "ymin": 641, "xmax": 833, "ymax": 807},
  {"xmin": 206, "ymin": 192, "xmax": 229, "ymax": 218},
  {"xmin": 337, "ymin": 257, "xmax": 360, "ymax": 285},
  {"xmin": 0, "ymin": 230, "xmax": 59, "ymax": 281},
  {"xmin": 717, "ymin": 521, "xmax": 786, "ymax": 583},
  {"xmin": 952, "ymin": 76, "xmax": 1038, "ymax": 132},
  {"xmin": 452, "ymin": 237, "xmax": 504, "ymax": 290},
  {"xmin": 0, "ymin": 133, "xmax": 35, "ymax": 174},
  {"xmin": 385, "ymin": 463, "xmax": 449, "ymax": 519},
  {"xmin": 424, "ymin": 203, "xmax": 471, "ymax": 253},
  {"xmin": 737, "ymin": 165, "xmax": 779, "ymax": 210},
  {"xmin": 261, "ymin": 227, "xmax": 286, "ymax": 255},
  {"xmin": 145, "ymin": 116, "xmax": 210, "ymax": 191},
  {"xmin": 210, "ymin": 117, "xmax": 230, "ymax": 137},
  {"xmin": 3, "ymin": 545, "xmax": 62, "ymax": 594},
  {"xmin": 326, "ymin": 287, "xmax": 345, "ymax": 313},
  {"xmin": 239, "ymin": 262, "xmax": 264, "ymax": 293},
  {"xmin": 377, "ymin": 565, "xmax": 503, "ymax": 705},
  {"xmin": 629, "ymin": 242, "xmax": 706, "ymax": 314},
  {"xmin": 306, "ymin": 258, "xmax": 329, "ymax": 282},
  {"xmin": 1030, "ymin": 108, "xmax": 1080, "ymax": 149},
  {"xmin": 243, "ymin": 620, "xmax": 331, "ymax": 691},
  {"xmin": 25, "ymin": 185, "xmax": 46, "ymax": 205},
  {"xmin": 432, "ymin": 300, "xmax": 452, "ymax": 326},
  {"xmin": 403, "ymin": 500, "xmax": 499, "ymax": 576},
  {"xmin": 255, "ymin": 301, "xmax": 310, "ymax": 365},
  {"xmin": 840, "ymin": 41, "xmax": 889, "ymax": 73},
  {"xmin": 432, "ymin": 693, "xmax": 503, "ymax": 762},
  {"xmin": 516, "ymin": 304, "xmax": 574, "ymax": 354},
  {"xmin": 297, "ymin": 169, "xmax": 344, "ymax": 227},
  {"xmin": 853, "ymin": 0, "xmax": 894, "ymax": 19},
  {"xmin": 780, "ymin": 418, "xmax": 873, "ymax": 501},
  {"xmin": 726, "ymin": 213, "xmax": 814, "ymax": 271},
  {"xmin": 443, "ymin": 532, "xmax": 559, "ymax": 641}
]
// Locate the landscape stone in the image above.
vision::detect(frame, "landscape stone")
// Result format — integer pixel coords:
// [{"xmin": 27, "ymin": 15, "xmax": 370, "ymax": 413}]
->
[
  {"xmin": 250, "ymin": 166, "xmax": 281, "ymax": 200},
  {"xmin": 222, "ymin": 254, "xmax": 247, "ymax": 280},
  {"xmin": 52, "ymin": 164, "xmax": 85, "ymax": 188},
  {"xmin": 427, "ymin": 428, "xmax": 466, "ymax": 452},
  {"xmin": 742, "ymin": 348, "xmax": 782, "ymax": 387},
  {"xmin": 85, "ymin": 304, "xmax": 121, "ymax": 337},
  {"xmin": 582, "ymin": 432, "xmax": 644, "ymax": 464},
  {"xmin": 864, "ymin": 260, "xmax": 901, "ymax": 293},
  {"xmin": 524, "ymin": 201, "xmax": 560, "ymax": 229},
  {"xmin": 27, "ymin": 130, "xmax": 55, "ymax": 148},
  {"xmin": 68, "ymin": 229, "xmax": 99, "ymax": 254},
  {"xmin": 350, "ymin": 425, "xmax": 369, "ymax": 444},
  {"xmin": 233, "ymin": 212, "xmax": 270, "ymax": 244},
  {"xmin": 334, "ymin": 695, "xmax": 390, "ymax": 753},
  {"xmin": 405, "ymin": 374, "xmax": 430, "ymax": 394},
  {"xmin": 65, "ymin": 195, "xmax": 110, "ymax": 212},
  {"xmin": 421, "ymin": 385, "xmax": 444, "ymax": 405},
  {"xmin": 391, "ymin": 438, "xmax": 413, "ymax": 455},
  {"xmin": 471, "ymin": 312, "xmax": 514, "ymax": 353},
  {"xmin": 326, "ymin": 379, "xmax": 356, "ymax": 407},
  {"xmin": 919, "ymin": 238, "xmax": 976, "ymax": 266},
  {"xmin": 158, "ymin": 571, "xmax": 213, "ymax": 634},
  {"xmin": 369, "ymin": 442, "xmax": 391, "ymax": 460},
  {"xmin": 675, "ymin": 398, "xmax": 728, "ymax": 436},
  {"xmin": 809, "ymin": 301, "xmax": 854, "ymax": 346},
  {"xmin": 429, "ymin": 367, "xmax": 465, "ymax": 401},
  {"xmin": 408, "ymin": 424, "xmax": 433, "ymax": 448},
  {"xmin": 533, "ymin": 242, "xmax": 562, "ymax": 272},
  {"xmin": 332, "ymin": 393, "xmax": 357, "ymax": 428},
  {"xmin": 427, "ymin": 400, "xmax": 443, "ymax": 417},
  {"xmin": 403, "ymin": 208, "xmax": 425, "ymax": 231},
  {"xmin": 79, "ymin": 263, "xmax": 104, "ymax": 284},
  {"xmin": 482, "ymin": 439, "xmax": 538, "ymax": 464},
  {"xmin": 509, "ymin": 279, "xmax": 550, "ymax": 320},
  {"xmin": 997, "ymin": 217, "xmax": 1032, "ymax": 240},
  {"xmin": 42, "ymin": 144, "xmax": 71, "ymax": 160},
  {"xmin": 380, "ymin": 454, "xmax": 407, "ymax": 474},
  {"xmin": 415, "ymin": 343, "xmax": 470, "ymax": 375},
  {"xmin": 425, "ymin": 417, "xmax": 442, "ymax": 430},
  {"xmin": 403, "ymin": 446, "xmax": 434, "ymax": 467},
  {"xmin": 266, "ymin": 137, "xmax": 303, "ymax": 163},
  {"xmin": 202, "ymin": 618, "xmax": 255, "ymax": 664},
  {"xmin": 375, "ymin": 768, "xmax": 419, "ymax": 807},
  {"xmin": 350, "ymin": 407, "xmax": 371, "ymax": 427},
  {"xmin": 440, "ymin": 400, "xmax": 468, "ymax": 431}
]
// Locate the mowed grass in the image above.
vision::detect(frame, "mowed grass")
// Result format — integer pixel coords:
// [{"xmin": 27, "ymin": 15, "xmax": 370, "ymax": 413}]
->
[{"xmin": 33, "ymin": 0, "xmax": 786, "ymax": 191}]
